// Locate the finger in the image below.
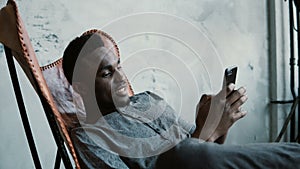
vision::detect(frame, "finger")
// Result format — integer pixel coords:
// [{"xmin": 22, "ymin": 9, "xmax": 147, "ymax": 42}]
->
[
  {"xmin": 226, "ymin": 87, "xmax": 247, "ymax": 105},
  {"xmin": 226, "ymin": 83, "xmax": 235, "ymax": 96},
  {"xmin": 217, "ymin": 83, "xmax": 235, "ymax": 99},
  {"xmin": 232, "ymin": 110, "xmax": 247, "ymax": 121},
  {"xmin": 230, "ymin": 95, "xmax": 248, "ymax": 112}
]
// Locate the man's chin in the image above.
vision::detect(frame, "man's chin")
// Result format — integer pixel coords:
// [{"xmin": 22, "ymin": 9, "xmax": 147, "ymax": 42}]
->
[{"xmin": 113, "ymin": 96, "xmax": 130, "ymax": 108}]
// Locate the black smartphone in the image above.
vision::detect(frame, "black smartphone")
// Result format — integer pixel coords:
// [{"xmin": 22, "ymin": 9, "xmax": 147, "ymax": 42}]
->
[{"xmin": 224, "ymin": 66, "xmax": 238, "ymax": 86}]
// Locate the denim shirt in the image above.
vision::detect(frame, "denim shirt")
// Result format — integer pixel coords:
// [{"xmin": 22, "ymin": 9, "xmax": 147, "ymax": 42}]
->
[{"xmin": 71, "ymin": 91, "xmax": 195, "ymax": 169}]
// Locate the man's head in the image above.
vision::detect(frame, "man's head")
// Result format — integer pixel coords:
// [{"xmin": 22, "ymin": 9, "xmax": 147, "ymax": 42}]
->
[{"xmin": 62, "ymin": 31, "xmax": 130, "ymax": 121}]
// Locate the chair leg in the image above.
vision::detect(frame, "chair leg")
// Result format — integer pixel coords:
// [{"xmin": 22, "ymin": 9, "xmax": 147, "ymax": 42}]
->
[
  {"xmin": 54, "ymin": 149, "xmax": 61, "ymax": 169},
  {"xmin": 4, "ymin": 46, "xmax": 42, "ymax": 169}
]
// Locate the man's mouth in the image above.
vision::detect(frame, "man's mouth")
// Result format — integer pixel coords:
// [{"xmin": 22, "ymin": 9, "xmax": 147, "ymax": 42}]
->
[{"xmin": 115, "ymin": 85, "xmax": 128, "ymax": 96}]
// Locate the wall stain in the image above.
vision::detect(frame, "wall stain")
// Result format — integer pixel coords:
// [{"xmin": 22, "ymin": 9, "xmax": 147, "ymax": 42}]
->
[
  {"xmin": 248, "ymin": 63, "xmax": 254, "ymax": 70},
  {"xmin": 0, "ymin": 44, "xmax": 3, "ymax": 55}
]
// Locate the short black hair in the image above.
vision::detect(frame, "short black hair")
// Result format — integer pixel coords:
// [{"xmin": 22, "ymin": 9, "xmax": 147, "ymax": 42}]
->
[{"xmin": 62, "ymin": 33, "xmax": 104, "ymax": 84}]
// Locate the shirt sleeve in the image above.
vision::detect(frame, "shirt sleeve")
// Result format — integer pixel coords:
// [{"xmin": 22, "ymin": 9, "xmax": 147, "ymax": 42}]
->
[
  {"xmin": 178, "ymin": 117, "xmax": 196, "ymax": 135},
  {"xmin": 146, "ymin": 91, "xmax": 196, "ymax": 136},
  {"xmin": 70, "ymin": 127, "xmax": 129, "ymax": 169}
]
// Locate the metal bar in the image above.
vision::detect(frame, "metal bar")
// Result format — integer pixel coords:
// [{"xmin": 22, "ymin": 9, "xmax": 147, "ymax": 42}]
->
[
  {"xmin": 275, "ymin": 98, "xmax": 299, "ymax": 142},
  {"xmin": 270, "ymin": 100, "xmax": 294, "ymax": 104},
  {"xmin": 289, "ymin": 0, "xmax": 296, "ymax": 142},
  {"xmin": 4, "ymin": 46, "xmax": 73, "ymax": 168},
  {"xmin": 289, "ymin": 1, "xmax": 297, "ymax": 100},
  {"xmin": 37, "ymin": 87, "xmax": 73, "ymax": 169},
  {"xmin": 296, "ymin": 0, "xmax": 300, "ymax": 143},
  {"xmin": 4, "ymin": 46, "xmax": 42, "ymax": 169},
  {"xmin": 54, "ymin": 149, "xmax": 61, "ymax": 169},
  {"xmin": 268, "ymin": 0, "xmax": 279, "ymax": 141}
]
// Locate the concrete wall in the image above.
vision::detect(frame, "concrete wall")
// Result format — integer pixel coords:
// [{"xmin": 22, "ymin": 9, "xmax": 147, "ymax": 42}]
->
[{"xmin": 0, "ymin": 0, "xmax": 291, "ymax": 168}]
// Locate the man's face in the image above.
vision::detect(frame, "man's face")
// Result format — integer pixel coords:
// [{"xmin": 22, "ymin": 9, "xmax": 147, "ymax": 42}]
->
[{"xmin": 94, "ymin": 47, "xmax": 130, "ymax": 114}]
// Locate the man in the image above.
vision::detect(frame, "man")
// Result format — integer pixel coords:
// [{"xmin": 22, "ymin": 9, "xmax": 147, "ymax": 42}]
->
[{"xmin": 62, "ymin": 31, "xmax": 300, "ymax": 169}]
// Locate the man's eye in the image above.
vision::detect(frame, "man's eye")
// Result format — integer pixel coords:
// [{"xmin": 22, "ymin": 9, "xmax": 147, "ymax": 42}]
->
[
  {"xmin": 102, "ymin": 72, "xmax": 112, "ymax": 78},
  {"xmin": 117, "ymin": 65, "xmax": 122, "ymax": 70}
]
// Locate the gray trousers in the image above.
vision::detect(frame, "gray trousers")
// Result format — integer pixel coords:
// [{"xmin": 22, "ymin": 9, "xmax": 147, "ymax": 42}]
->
[{"xmin": 156, "ymin": 138, "xmax": 300, "ymax": 169}]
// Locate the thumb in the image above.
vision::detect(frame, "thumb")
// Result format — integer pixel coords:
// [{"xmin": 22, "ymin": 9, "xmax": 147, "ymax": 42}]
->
[
  {"xmin": 218, "ymin": 83, "xmax": 235, "ymax": 99},
  {"xmin": 225, "ymin": 83, "xmax": 235, "ymax": 97}
]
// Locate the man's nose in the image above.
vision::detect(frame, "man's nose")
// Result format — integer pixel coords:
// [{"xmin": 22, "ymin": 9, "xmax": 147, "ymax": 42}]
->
[{"xmin": 114, "ymin": 69, "xmax": 126, "ymax": 82}]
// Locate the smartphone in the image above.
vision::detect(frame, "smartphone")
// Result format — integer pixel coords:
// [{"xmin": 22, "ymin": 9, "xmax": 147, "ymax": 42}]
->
[{"xmin": 224, "ymin": 66, "xmax": 238, "ymax": 86}]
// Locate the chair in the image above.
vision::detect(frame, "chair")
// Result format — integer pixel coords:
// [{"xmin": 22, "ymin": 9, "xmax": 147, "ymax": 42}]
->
[{"xmin": 0, "ymin": 0, "xmax": 134, "ymax": 168}]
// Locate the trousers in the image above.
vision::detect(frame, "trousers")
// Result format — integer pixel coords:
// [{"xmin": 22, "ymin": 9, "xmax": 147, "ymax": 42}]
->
[{"xmin": 156, "ymin": 138, "xmax": 300, "ymax": 169}]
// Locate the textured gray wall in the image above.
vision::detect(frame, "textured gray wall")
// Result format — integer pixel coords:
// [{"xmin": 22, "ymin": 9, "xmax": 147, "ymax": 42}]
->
[{"xmin": 0, "ymin": 0, "xmax": 285, "ymax": 168}]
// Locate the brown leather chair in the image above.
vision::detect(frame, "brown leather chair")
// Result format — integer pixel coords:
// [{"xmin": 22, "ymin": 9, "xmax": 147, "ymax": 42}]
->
[{"xmin": 0, "ymin": 1, "xmax": 134, "ymax": 168}]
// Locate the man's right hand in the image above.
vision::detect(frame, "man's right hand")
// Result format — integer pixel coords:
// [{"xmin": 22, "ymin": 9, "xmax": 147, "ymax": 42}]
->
[{"xmin": 192, "ymin": 83, "xmax": 248, "ymax": 143}]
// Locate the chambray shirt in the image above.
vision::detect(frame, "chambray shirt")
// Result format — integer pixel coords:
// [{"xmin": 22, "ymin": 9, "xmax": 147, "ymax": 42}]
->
[{"xmin": 71, "ymin": 91, "xmax": 195, "ymax": 169}]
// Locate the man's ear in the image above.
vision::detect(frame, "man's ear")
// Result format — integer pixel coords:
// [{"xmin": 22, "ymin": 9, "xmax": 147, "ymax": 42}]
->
[{"xmin": 73, "ymin": 82, "xmax": 88, "ymax": 95}]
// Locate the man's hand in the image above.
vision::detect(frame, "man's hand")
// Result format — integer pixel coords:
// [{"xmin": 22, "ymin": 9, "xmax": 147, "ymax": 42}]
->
[
  {"xmin": 192, "ymin": 83, "xmax": 248, "ymax": 143},
  {"xmin": 208, "ymin": 84, "xmax": 247, "ymax": 142}
]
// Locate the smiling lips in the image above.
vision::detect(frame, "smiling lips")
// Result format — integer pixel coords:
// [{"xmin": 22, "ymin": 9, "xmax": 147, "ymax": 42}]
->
[{"xmin": 115, "ymin": 85, "xmax": 128, "ymax": 96}]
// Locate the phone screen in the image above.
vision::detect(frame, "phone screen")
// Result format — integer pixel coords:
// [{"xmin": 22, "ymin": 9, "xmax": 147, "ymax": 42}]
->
[{"xmin": 224, "ymin": 66, "xmax": 237, "ymax": 86}]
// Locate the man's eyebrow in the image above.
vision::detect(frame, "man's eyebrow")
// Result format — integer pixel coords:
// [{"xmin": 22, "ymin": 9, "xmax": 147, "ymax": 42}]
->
[
  {"xmin": 99, "ymin": 58, "xmax": 120, "ymax": 71},
  {"xmin": 99, "ymin": 65, "xmax": 112, "ymax": 71}
]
